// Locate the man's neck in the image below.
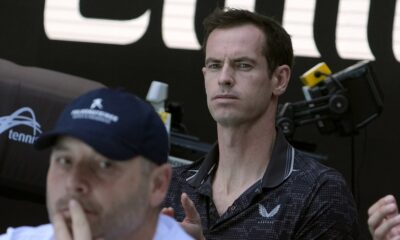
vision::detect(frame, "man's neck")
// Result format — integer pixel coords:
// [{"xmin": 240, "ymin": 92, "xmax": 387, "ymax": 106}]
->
[{"xmin": 212, "ymin": 121, "xmax": 276, "ymax": 215}]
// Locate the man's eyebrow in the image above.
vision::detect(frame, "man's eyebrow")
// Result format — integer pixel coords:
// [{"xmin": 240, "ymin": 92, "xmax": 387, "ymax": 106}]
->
[
  {"xmin": 205, "ymin": 58, "xmax": 221, "ymax": 65},
  {"xmin": 233, "ymin": 57, "xmax": 256, "ymax": 64}
]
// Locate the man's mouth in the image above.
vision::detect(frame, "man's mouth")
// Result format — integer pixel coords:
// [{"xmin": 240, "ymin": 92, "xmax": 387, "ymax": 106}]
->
[{"xmin": 212, "ymin": 94, "xmax": 238, "ymax": 100}]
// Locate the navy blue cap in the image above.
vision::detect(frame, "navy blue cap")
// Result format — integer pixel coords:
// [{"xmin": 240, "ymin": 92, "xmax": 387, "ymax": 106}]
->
[{"xmin": 34, "ymin": 88, "xmax": 169, "ymax": 165}]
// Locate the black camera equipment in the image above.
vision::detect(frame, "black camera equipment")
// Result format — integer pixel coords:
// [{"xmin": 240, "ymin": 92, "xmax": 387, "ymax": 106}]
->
[{"xmin": 276, "ymin": 60, "xmax": 384, "ymax": 138}]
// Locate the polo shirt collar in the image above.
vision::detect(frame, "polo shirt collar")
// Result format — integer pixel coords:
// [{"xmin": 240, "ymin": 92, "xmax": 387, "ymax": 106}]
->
[{"xmin": 187, "ymin": 130, "xmax": 294, "ymax": 189}]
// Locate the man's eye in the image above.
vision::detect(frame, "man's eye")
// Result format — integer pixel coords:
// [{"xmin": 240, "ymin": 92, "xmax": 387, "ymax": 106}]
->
[
  {"xmin": 56, "ymin": 157, "xmax": 70, "ymax": 165},
  {"xmin": 99, "ymin": 160, "xmax": 113, "ymax": 169},
  {"xmin": 237, "ymin": 62, "xmax": 252, "ymax": 70},
  {"xmin": 206, "ymin": 63, "xmax": 220, "ymax": 69}
]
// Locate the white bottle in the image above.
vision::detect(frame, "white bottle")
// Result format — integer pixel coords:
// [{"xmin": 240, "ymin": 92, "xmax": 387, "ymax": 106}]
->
[{"xmin": 146, "ymin": 81, "xmax": 171, "ymax": 133}]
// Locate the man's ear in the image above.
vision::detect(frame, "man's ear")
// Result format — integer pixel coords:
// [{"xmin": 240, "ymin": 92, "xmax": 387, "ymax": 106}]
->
[
  {"xmin": 149, "ymin": 164, "xmax": 172, "ymax": 207},
  {"xmin": 271, "ymin": 65, "xmax": 291, "ymax": 96}
]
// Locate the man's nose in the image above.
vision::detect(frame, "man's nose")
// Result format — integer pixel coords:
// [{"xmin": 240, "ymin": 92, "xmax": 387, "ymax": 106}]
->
[
  {"xmin": 218, "ymin": 64, "xmax": 235, "ymax": 88},
  {"xmin": 66, "ymin": 166, "xmax": 90, "ymax": 195}
]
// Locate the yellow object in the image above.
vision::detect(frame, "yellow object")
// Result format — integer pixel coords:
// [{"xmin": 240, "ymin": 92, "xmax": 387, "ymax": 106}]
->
[
  {"xmin": 300, "ymin": 62, "xmax": 332, "ymax": 87},
  {"xmin": 158, "ymin": 111, "xmax": 171, "ymax": 133}
]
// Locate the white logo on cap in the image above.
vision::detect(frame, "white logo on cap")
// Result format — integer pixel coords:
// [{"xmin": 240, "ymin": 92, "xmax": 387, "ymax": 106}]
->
[
  {"xmin": 90, "ymin": 98, "xmax": 103, "ymax": 109},
  {"xmin": 71, "ymin": 99, "xmax": 119, "ymax": 124},
  {"xmin": 0, "ymin": 107, "xmax": 42, "ymax": 144}
]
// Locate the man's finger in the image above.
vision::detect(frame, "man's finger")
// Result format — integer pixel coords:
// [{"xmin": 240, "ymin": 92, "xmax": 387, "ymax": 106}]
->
[
  {"xmin": 369, "ymin": 195, "xmax": 396, "ymax": 216},
  {"xmin": 53, "ymin": 212, "xmax": 72, "ymax": 240},
  {"xmin": 161, "ymin": 207, "xmax": 175, "ymax": 218},
  {"xmin": 368, "ymin": 203, "xmax": 397, "ymax": 231},
  {"xmin": 374, "ymin": 215, "xmax": 400, "ymax": 239},
  {"xmin": 178, "ymin": 193, "xmax": 205, "ymax": 240},
  {"xmin": 181, "ymin": 193, "xmax": 200, "ymax": 224},
  {"xmin": 69, "ymin": 199, "xmax": 92, "ymax": 240}
]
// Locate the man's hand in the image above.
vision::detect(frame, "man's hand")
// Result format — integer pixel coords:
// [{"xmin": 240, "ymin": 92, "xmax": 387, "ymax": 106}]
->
[
  {"xmin": 180, "ymin": 193, "xmax": 205, "ymax": 240},
  {"xmin": 368, "ymin": 195, "xmax": 400, "ymax": 240},
  {"xmin": 53, "ymin": 199, "xmax": 97, "ymax": 240},
  {"xmin": 162, "ymin": 193, "xmax": 205, "ymax": 240}
]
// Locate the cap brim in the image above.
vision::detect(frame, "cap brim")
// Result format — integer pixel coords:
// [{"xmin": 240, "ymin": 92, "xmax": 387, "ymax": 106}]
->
[
  {"xmin": 34, "ymin": 128, "xmax": 139, "ymax": 161},
  {"xmin": 34, "ymin": 131, "xmax": 60, "ymax": 150}
]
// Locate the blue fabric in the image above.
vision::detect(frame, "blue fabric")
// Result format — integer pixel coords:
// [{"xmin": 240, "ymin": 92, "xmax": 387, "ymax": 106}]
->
[{"xmin": 0, "ymin": 215, "xmax": 192, "ymax": 240}]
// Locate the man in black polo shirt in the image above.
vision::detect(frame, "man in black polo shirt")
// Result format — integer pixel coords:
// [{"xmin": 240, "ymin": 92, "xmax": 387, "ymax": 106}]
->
[{"xmin": 164, "ymin": 8, "xmax": 359, "ymax": 239}]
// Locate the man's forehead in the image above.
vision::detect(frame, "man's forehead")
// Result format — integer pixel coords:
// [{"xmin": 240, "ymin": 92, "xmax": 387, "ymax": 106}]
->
[
  {"xmin": 207, "ymin": 28, "xmax": 264, "ymax": 51},
  {"xmin": 51, "ymin": 136, "xmax": 102, "ymax": 161},
  {"xmin": 209, "ymin": 24, "xmax": 265, "ymax": 40}
]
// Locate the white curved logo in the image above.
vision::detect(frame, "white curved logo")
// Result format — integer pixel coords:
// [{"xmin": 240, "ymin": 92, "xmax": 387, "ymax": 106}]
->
[
  {"xmin": 258, "ymin": 204, "xmax": 280, "ymax": 218},
  {"xmin": 0, "ymin": 107, "xmax": 42, "ymax": 144}
]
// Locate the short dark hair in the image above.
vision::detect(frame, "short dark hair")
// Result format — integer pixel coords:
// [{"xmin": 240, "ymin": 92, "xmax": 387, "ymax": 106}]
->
[{"xmin": 202, "ymin": 8, "xmax": 294, "ymax": 74}]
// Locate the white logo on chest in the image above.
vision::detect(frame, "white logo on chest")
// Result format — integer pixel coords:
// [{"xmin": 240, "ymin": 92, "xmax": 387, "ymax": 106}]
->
[{"xmin": 258, "ymin": 204, "xmax": 280, "ymax": 218}]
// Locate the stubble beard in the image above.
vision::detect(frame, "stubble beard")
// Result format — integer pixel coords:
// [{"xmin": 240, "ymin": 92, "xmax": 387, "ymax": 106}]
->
[
  {"xmin": 95, "ymin": 181, "xmax": 151, "ymax": 240},
  {"xmin": 47, "ymin": 182, "xmax": 151, "ymax": 240}
]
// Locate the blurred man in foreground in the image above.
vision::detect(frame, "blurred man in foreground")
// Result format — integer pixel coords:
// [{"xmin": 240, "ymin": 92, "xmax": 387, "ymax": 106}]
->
[{"xmin": 0, "ymin": 88, "xmax": 192, "ymax": 240}]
